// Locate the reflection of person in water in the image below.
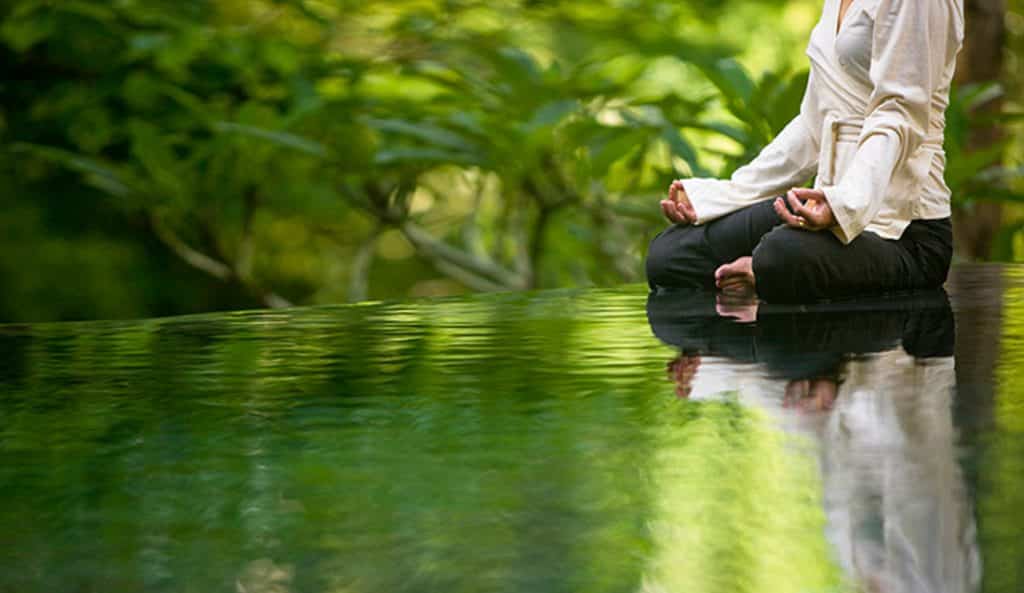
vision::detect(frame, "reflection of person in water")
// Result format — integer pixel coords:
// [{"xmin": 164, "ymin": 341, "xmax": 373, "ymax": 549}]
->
[{"xmin": 647, "ymin": 290, "xmax": 981, "ymax": 593}]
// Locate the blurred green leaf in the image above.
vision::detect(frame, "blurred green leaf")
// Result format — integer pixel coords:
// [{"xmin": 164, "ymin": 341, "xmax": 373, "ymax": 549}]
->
[
  {"xmin": 363, "ymin": 117, "xmax": 477, "ymax": 152},
  {"xmin": 212, "ymin": 122, "xmax": 329, "ymax": 158}
]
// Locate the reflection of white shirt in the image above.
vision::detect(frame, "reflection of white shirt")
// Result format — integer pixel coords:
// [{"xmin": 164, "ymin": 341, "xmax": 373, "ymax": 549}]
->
[
  {"xmin": 821, "ymin": 351, "xmax": 981, "ymax": 593},
  {"xmin": 681, "ymin": 0, "xmax": 965, "ymax": 244},
  {"xmin": 689, "ymin": 350, "xmax": 981, "ymax": 592}
]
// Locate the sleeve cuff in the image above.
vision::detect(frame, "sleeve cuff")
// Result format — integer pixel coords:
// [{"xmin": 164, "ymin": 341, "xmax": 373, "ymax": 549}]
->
[
  {"xmin": 678, "ymin": 178, "xmax": 711, "ymax": 225},
  {"xmin": 678, "ymin": 178, "xmax": 757, "ymax": 225},
  {"xmin": 820, "ymin": 186, "xmax": 862, "ymax": 245}
]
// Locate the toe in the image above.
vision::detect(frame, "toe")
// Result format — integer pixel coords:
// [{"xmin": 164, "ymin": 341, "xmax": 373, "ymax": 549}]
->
[{"xmin": 715, "ymin": 262, "xmax": 736, "ymax": 280}]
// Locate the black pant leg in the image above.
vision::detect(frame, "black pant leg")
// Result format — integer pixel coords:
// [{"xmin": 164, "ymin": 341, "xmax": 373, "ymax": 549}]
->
[
  {"xmin": 752, "ymin": 223, "xmax": 948, "ymax": 303},
  {"xmin": 646, "ymin": 224, "xmax": 717, "ymax": 290},
  {"xmin": 899, "ymin": 218, "xmax": 954, "ymax": 288},
  {"xmin": 646, "ymin": 200, "xmax": 782, "ymax": 290},
  {"xmin": 702, "ymin": 199, "xmax": 786, "ymax": 264}
]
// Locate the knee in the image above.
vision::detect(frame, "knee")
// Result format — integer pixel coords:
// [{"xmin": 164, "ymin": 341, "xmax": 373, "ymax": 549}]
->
[
  {"xmin": 752, "ymin": 228, "xmax": 810, "ymax": 301},
  {"xmin": 645, "ymin": 228, "xmax": 677, "ymax": 288},
  {"xmin": 644, "ymin": 225, "xmax": 709, "ymax": 290},
  {"xmin": 752, "ymin": 228, "xmax": 795, "ymax": 277}
]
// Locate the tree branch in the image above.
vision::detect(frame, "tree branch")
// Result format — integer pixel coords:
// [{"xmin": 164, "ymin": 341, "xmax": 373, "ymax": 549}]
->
[
  {"xmin": 401, "ymin": 222, "xmax": 526, "ymax": 289},
  {"xmin": 236, "ymin": 189, "xmax": 257, "ymax": 282},
  {"xmin": 149, "ymin": 212, "xmax": 294, "ymax": 309},
  {"xmin": 527, "ymin": 206, "xmax": 553, "ymax": 288},
  {"xmin": 462, "ymin": 181, "xmax": 490, "ymax": 259},
  {"xmin": 262, "ymin": 292, "xmax": 293, "ymax": 309},
  {"xmin": 509, "ymin": 206, "xmax": 532, "ymax": 279},
  {"xmin": 348, "ymin": 226, "xmax": 381, "ymax": 302},
  {"xmin": 433, "ymin": 260, "xmax": 508, "ymax": 292},
  {"xmin": 150, "ymin": 213, "xmax": 233, "ymax": 281}
]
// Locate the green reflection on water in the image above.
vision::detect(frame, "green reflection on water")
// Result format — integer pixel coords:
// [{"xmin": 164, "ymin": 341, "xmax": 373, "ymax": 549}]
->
[
  {"xmin": 641, "ymin": 402, "xmax": 843, "ymax": 593},
  {"xmin": 0, "ymin": 286, "xmax": 843, "ymax": 589},
  {"xmin": 983, "ymin": 276, "xmax": 1024, "ymax": 593},
  {"xmin": 3, "ymin": 284, "xmax": 980, "ymax": 593}
]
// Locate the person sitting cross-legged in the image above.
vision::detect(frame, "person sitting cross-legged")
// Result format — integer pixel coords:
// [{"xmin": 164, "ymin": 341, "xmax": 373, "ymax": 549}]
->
[{"xmin": 646, "ymin": 0, "xmax": 963, "ymax": 303}]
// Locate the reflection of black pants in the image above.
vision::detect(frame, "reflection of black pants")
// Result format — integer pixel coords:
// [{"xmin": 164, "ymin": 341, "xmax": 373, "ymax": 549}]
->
[
  {"xmin": 646, "ymin": 289, "xmax": 955, "ymax": 380},
  {"xmin": 645, "ymin": 200, "xmax": 953, "ymax": 303}
]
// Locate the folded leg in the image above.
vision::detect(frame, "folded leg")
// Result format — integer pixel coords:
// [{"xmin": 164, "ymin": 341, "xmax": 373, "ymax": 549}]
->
[
  {"xmin": 646, "ymin": 200, "xmax": 783, "ymax": 290},
  {"xmin": 752, "ymin": 219, "xmax": 952, "ymax": 303}
]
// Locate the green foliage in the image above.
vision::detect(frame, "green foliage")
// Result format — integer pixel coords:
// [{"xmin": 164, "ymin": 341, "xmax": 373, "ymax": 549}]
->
[
  {"xmin": 944, "ymin": 82, "xmax": 1024, "ymax": 260},
  {"xmin": 945, "ymin": 83, "xmax": 1024, "ymax": 206},
  {"xmin": 1, "ymin": 0, "xmax": 1020, "ymax": 320}
]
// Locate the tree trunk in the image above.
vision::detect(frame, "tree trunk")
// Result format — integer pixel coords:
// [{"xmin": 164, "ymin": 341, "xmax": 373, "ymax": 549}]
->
[{"xmin": 953, "ymin": 0, "xmax": 1007, "ymax": 260}]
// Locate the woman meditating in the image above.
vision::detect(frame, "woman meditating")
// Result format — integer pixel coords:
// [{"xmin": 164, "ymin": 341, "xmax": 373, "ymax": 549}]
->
[{"xmin": 646, "ymin": 0, "xmax": 965, "ymax": 303}]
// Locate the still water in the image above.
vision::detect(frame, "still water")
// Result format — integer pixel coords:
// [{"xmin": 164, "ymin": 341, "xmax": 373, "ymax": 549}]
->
[{"xmin": 1, "ymin": 265, "xmax": 1022, "ymax": 593}]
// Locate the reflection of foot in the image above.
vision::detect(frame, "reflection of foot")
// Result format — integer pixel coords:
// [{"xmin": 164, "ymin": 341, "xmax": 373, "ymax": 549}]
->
[
  {"xmin": 783, "ymin": 380, "xmax": 810, "ymax": 408},
  {"xmin": 716, "ymin": 293, "xmax": 759, "ymax": 324},
  {"xmin": 715, "ymin": 256, "xmax": 756, "ymax": 297},
  {"xmin": 667, "ymin": 354, "xmax": 702, "ymax": 399},
  {"xmin": 806, "ymin": 379, "xmax": 837, "ymax": 412},
  {"xmin": 783, "ymin": 378, "xmax": 837, "ymax": 412}
]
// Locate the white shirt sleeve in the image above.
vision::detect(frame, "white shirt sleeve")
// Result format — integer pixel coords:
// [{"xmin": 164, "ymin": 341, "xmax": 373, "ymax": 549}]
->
[
  {"xmin": 679, "ymin": 71, "xmax": 823, "ymax": 224},
  {"xmin": 822, "ymin": 0, "xmax": 952, "ymax": 244}
]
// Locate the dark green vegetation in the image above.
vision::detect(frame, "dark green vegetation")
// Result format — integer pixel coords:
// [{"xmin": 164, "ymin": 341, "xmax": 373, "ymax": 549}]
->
[
  {"xmin": 1, "ymin": 265, "xmax": 1023, "ymax": 592},
  {"xmin": 1, "ymin": 1, "xmax": 1023, "ymax": 322}
]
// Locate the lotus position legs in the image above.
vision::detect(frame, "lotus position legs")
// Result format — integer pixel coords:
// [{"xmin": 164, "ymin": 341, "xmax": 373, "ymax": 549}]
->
[{"xmin": 646, "ymin": 183, "xmax": 953, "ymax": 303}]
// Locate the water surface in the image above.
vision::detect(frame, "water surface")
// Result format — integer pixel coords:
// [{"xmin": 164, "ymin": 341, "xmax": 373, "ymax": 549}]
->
[{"xmin": 1, "ymin": 265, "xmax": 1022, "ymax": 593}]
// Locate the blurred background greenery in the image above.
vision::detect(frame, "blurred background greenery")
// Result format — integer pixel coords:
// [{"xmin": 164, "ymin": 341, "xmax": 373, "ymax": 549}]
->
[{"xmin": 1, "ymin": 0, "xmax": 1022, "ymax": 322}]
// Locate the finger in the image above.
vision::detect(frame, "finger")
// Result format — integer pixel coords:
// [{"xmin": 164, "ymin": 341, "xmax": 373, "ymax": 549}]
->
[
  {"xmin": 786, "ymin": 191, "xmax": 820, "ymax": 227},
  {"xmin": 788, "ymin": 187, "xmax": 822, "ymax": 200},
  {"xmin": 671, "ymin": 199, "xmax": 693, "ymax": 224},
  {"xmin": 718, "ymin": 275, "xmax": 749, "ymax": 289},
  {"xmin": 660, "ymin": 200, "xmax": 679, "ymax": 223},
  {"xmin": 720, "ymin": 279, "xmax": 747, "ymax": 292},
  {"xmin": 774, "ymin": 197, "xmax": 804, "ymax": 228},
  {"xmin": 678, "ymin": 199, "xmax": 697, "ymax": 223},
  {"xmin": 773, "ymin": 197, "xmax": 789, "ymax": 221},
  {"xmin": 670, "ymin": 181, "xmax": 686, "ymax": 204},
  {"xmin": 786, "ymin": 191, "xmax": 813, "ymax": 219},
  {"xmin": 670, "ymin": 200, "xmax": 690, "ymax": 224},
  {"xmin": 789, "ymin": 188, "xmax": 827, "ymax": 208},
  {"xmin": 721, "ymin": 282, "xmax": 750, "ymax": 295},
  {"xmin": 660, "ymin": 200, "xmax": 676, "ymax": 222},
  {"xmin": 671, "ymin": 181, "xmax": 688, "ymax": 204},
  {"xmin": 671, "ymin": 181, "xmax": 697, "ymax": 220},
  {"xmin": 788, "ymin": 189, "xmax": 828, "ymax": 223},
  {"xmin": 661, "ymin": 200, "xmax": 685, "ymax": 224}
]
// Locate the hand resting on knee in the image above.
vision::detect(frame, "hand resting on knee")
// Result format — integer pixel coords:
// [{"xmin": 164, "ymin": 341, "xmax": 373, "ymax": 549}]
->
[{"xmin": 774, "ymin": 188, "xmax": 837, "ymax": 232}]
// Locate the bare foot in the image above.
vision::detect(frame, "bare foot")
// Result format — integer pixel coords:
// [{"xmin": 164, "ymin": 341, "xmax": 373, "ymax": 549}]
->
[{"xmin": 715, "ymin": 256, "xmax": 755, "ymax": 297}]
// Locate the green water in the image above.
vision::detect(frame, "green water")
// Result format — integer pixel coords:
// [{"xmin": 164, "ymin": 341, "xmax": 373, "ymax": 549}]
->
[{"xmin": 1, "ymin": 266, "xmax": 1023, "ymax": 593}]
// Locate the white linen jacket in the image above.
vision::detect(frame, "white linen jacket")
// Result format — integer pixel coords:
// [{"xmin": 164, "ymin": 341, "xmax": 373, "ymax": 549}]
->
[{"xmin": 680, "ymin": 0, "xmax": 965, "ymax": 244}]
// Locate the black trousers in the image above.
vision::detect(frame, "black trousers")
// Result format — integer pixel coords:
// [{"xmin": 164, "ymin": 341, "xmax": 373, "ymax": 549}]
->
[{"xmin": 645, "ymin": 200, "xmax": 953, "ymax": 303}]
